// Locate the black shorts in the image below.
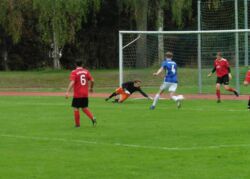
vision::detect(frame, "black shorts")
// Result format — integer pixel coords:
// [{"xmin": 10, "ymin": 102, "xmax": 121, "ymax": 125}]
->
[
  {"xmin": 216, "ymin": 74, "xmax": 229, "ymax": 85},
  {"xmin": 72, "ymin": 98, "xmax": 88, "ymax": 108}
]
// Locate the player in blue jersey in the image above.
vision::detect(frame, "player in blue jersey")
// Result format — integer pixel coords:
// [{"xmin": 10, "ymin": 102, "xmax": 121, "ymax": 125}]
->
[{"xmin": 150, "ymin": 51, "xmax": 184, "ymax": 110}]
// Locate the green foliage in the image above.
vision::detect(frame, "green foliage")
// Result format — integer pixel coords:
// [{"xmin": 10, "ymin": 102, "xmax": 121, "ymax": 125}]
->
[
  {"xmin": 206, "ymin": 0, "xmax": 222, "ymax": 10},
  {"xmin": 0, "ymin": 0, "xmax": 26, "ymax": 43},
  {"xmin": 171, "ymin": 0, "xmax": 193, "ymax": 28},
  {"xmin": 0, "ymin": 68, "xmax": 249, "ymax": 94},
  {"xmin": 33, "ymin": 0, "xmax": 101, "ymax": 47},
  {"xmin": 120, "ymin": 0, "xmax": 193, "ymax": 28},
  {"xmin": 120, "ymin": 0, "xmax": 145, "ymax": 17}
]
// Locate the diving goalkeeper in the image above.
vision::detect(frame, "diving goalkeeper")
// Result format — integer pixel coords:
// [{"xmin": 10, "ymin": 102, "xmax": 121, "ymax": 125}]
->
[{"xmin": 105, "ymin": 80, "xmax": 152, "ymax": 103}]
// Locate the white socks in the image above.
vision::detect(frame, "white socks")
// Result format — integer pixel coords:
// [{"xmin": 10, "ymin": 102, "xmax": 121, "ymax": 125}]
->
[
  {"xmin": 152, "ymin": 94, "xmax": 184, "ymax": 106},
  {"xmin": 152, "ymin": 94, "xmax": 160, "ymax": 106}
]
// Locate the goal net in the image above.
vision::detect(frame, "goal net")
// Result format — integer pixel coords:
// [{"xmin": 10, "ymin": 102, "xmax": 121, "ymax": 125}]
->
[
  {"xmin": 119, "ymin": 0, "xmax": 250, "ymax": 94},
  {"xmin": 119, "ymin": 30, "xmax": 249, "ymax": 94}
]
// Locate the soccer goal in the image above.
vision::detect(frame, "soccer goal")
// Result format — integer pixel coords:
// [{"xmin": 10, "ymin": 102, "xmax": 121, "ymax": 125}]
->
[
  {"xmin": 119, "ymin": 29, "xmax": 250, "ymax": 94},
  {"xmin": 119, "ymin": 0, "xmax": 250, "ymax": 94}
]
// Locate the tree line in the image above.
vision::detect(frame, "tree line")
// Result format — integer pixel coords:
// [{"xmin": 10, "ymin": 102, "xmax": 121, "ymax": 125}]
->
[{"xmin": 0, "ymin": 0, "xmax": 221, "ymax": 70}]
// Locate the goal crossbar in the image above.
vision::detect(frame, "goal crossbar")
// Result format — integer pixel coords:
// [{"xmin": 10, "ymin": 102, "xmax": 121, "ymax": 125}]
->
[{"xmin": 120, "ymin": 29, "xmax": 250, "ymax": 35}]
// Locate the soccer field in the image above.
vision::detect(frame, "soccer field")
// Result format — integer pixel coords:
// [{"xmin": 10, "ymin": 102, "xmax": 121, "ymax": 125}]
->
[{"xmin": 0, "ymin": 96, "xmax": 250, "ymax": 178}]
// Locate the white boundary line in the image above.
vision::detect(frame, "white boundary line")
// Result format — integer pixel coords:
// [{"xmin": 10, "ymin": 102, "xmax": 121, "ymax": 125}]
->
[{"xmin": 1, "ymin": 134, "xmax": 250, "ymax": 151}]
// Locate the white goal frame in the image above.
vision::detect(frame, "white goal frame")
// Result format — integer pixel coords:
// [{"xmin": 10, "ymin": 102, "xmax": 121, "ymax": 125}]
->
[{"xmin": 119, "ymin": 29, "xmax": 250, "ymax": 93}]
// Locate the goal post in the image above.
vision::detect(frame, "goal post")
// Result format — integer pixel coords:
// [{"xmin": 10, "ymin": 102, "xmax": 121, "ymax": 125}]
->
[{"xmin": 119, "ymin": 29, "xmax": 250, "ymax": 94}]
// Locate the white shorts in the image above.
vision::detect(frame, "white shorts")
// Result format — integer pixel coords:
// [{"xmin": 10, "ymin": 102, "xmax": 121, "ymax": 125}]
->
[{"xmin": 160, "ymin": 82, "xmax": 178, "ymax": 92}]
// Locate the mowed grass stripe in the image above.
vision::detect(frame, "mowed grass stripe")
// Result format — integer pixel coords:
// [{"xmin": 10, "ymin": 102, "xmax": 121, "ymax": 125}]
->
[{"xmin": 0, "ymin": 96, "xmax": 250, "ymax": 178}]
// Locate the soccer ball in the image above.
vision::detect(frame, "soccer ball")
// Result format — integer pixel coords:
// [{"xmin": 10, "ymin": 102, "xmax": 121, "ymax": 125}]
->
[{"xmin": 177, "ymin": 95, "xmax": 184, "ymax": 100}]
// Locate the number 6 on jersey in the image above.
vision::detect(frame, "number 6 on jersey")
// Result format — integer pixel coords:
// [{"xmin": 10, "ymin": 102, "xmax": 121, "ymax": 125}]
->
[{"xmin": 80, "ymin": 74, "xmax": 86, "ymax": 86}]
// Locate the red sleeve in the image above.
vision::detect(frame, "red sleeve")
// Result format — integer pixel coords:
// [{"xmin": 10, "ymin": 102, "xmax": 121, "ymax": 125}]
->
[
  {"xmin": 70, "ymin": 71, "xmax": 76, "ymax": 81},
  {"xmin": 87, "ymin": 71, "xmax": 94, "ymax": 81},
  {"xmin": 214, "ymin": 60, "xmax": 216, "ymax": 67},
  {"xmin": 245, "ymin": 70, "xmax": 250, "ymax": 82}
]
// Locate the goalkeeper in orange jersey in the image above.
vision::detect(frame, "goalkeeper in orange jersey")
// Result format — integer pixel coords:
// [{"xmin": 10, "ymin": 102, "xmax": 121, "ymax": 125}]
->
[
  {"xmin": 105, "ymin": 80, "xmax": 152, "ymax": 103},
  {"xmin": 243, "ymin": 69, "xmax": 250, "ymax": 110}
]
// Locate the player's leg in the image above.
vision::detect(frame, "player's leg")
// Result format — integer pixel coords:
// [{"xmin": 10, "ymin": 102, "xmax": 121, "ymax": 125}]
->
[
  {"xmin": 248, "ymin": 96, "xmax": 250, "ymax": 110},
  {"xmin": 118, "ymin": 93, "xmax": 130, "ymax": 103},
  {"xmin": 105, "ymin": 87, "xmax": 121, "ymax": 101},
  {"xmin": 81, "ymin": 98, "xmax": 96, "ymax": 126},
  {"xmin": 216, "ymin": 83, "xmax": 221, "ymax": 103},
  {"xmin": 169, "ymin": 91, "xmax": 177, "ymax": 101},
  {"xmin": 82, "ymin": 107, "xmax": 96, "ymax": 126},
  {"xmin": 105, "ymin": 92, "xmax": 117, "ymax": 101},
  {"xmin": 72, "ymin": 98, "xmax": 81, "ymax": 127},
  {"xmin": 168, "ymin": 83, "xmax": 182, "ymax": 108},
  {"xmin": 169, "ymin": 91, "xmax": 181, "ymax": 108},
  {"xmin": 112, "ymin": 96, "xmax": 119, "ymax": 103},
  {"xmin": 215, "ymin": 76, "xmax": 222, "ymax": 103},
  {"xmin": 73, "ymin": 108, "xmax": 80, "ymax": 127},
  {"xmin": 111, "ymin": 87, "xmax": 124, "ymax": 103},
  {"xmin": 168, "ymin": 83, "xmax": 178, "ymax": 100},
  {"xmin": 150, "ymin": 83, "xmax": 166, "ymax": 109},
  {"xmin": 223, "ymin": 75, "xmax": 239, "ymax": 97},
  {"xmin": 224, "ymin": 85, "xmax": 239, "ymax": 97},
  {"xmin": 150, "ymin": 91, "xmax": 162, "ymax": 110}
]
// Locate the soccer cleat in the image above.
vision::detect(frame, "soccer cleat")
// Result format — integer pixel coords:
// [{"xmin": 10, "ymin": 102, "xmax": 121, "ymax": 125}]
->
[
  {"xmin": 177, "ymin": 100, "xmax": 181, "ymax": 109},
  {"xmin": 112, "ymin": 99, "xmax": 119, "ymax": 103},
  {"xmin": 92, "ymin": 118, "xmax": 97, "ymax": 127},
  {"xmin": 150, "ymin": 105, "xmax": 155, "ymax": 110},
  {"xmin": 234, "ymin": 90, "xmax": 239, "ymax": 97},
  {"xmin": 105, "ymin": 98, "xmax": 109, "ymax": 101},
  {"xmin": 217, "ymin": 99, "xmax": 221, "ymax": 103},
  {"xmin": 75, "ymin": 125, "xmax": 80, "ymax": 128}
]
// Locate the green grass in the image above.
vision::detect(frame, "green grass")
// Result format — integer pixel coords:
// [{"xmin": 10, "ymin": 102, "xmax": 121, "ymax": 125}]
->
[
  {"xmin": 0, "ymin": 67, "xmax": 249, "ymax": 94},
  {"xmin": 0, "ymin": 96, "xmax": 250, "ymax": 178}
]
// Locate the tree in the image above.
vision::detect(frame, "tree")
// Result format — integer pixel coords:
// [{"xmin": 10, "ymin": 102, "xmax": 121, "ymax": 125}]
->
[
  {"xmin": 120, "ymin": 0, "xmax": 149, "ymax": 68},
  {"xmin": 33, "ymin": 0, "xmax": 101, "ymax": 69},
  {"xmin": 120, "ymin": 0, "xmax": 194, "ymax": 67},
  {"xmin": 0, "ymin": 0, "xmax": 26, "ymax": 70},
  {"xmin": 155, "ymin": 0, "xmax": 193, "ymax": 63},
  {"xmin": 155, "ymin": 0, "xmax": 167, "ymax": 63},
  {"xmin": 171, "ymin": 0, "xmax": 193, "ymax": 28}
]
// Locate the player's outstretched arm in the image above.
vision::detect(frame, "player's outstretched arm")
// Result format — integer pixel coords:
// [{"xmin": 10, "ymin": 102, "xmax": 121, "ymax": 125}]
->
[
  {"xmin": 207, "ymin": 72, "xmax": 212, "ymax": 77},
  {"xmin": 138, "ymin": 89, "xmax": 152, "ymax": 100},
  {"xmin": 89, "ymin": 80, "xmax": 94, "ymax": 93},
  {"xmin": 228, "ymin": 67, "xmax": 232, "ymax": 80},
  {"xmin": 208, "ymin": 67, "xmax": 216, "ymax": 77},
  {"xmin": 65, "ymin": 80, "xmax": 75, "ymax": 99},
  {"xmin": 153, "ymin": 67, "xmax": 164, "ymax": 76}
]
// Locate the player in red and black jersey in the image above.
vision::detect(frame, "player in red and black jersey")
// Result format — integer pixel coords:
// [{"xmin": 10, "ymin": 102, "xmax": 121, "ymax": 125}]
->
[
  {"xmin": 243, "ymin": 69, "xmax": 250, "ymax": 110},
  {"xmin": 208, "ymin": 52, "xmax": 239, "ymax": 103},
  {"xmin": 65, "ymin": 60, "xmax": 96, "ymax": 127},
  {"xmin": 105, "ymin": 80, "xmax": 152, "ymax": 103}
]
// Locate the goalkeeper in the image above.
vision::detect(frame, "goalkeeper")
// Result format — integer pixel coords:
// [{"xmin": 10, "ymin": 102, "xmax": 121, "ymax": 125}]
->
[{"xmin": 105, "ymin": 80, "xmax": 152, "ymax": 103}]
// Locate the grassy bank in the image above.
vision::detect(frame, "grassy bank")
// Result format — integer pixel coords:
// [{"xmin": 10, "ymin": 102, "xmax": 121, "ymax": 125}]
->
[{"xmin": 0, "ymin": 68, "xmax": 249, "ymax": 94}]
